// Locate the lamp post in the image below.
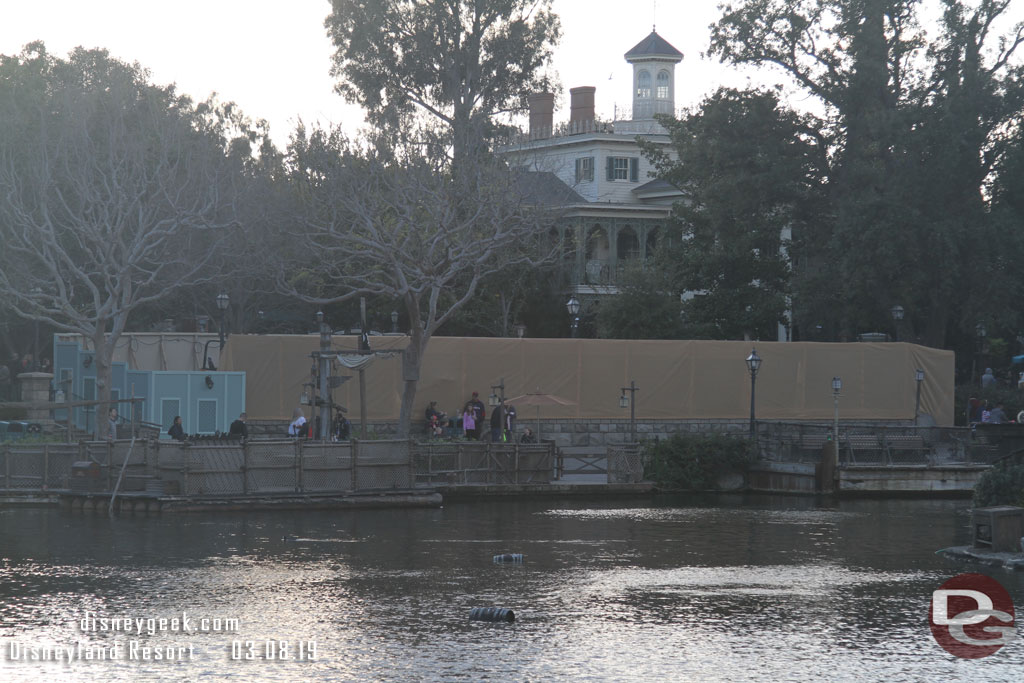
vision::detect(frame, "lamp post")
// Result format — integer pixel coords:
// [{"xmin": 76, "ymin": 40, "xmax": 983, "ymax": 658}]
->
[
  {"xmin": 514, "ymin": 323, "xmax": 526, "ymax": 339},
  {"xmin": 216, "ymin": 292, "xmax": 230, "ymax": 350},
  {"xmin": 914, "ymin": 368, "xmax": 924, "ymax": 424},
  {"xmin": 317, "ymin": 311, "xmax": 333, "ymax": 440},
  {"xmin": 489, "ymin": 377, "xmax": 505, "ymax": 408},
  {"xmin": 832, "ymin": 376, "xmax": 842, "ymax": 466},
  {"xmin": 391, "ymin": 310, "xmax": 399, "ymax": 334},
  {"xmin": 890, "ymin": 304, "xmax": 904, "ymax": 342},
  {"xmin": 619, "ymin": 380, "xmax": 639, "ymax": 443},
  {"xmin": 566, "ymin": 295, "xmax": 580, "ymax": 338},
  {"xmin": 745, "ymin": 348, "xmax": 761, "ymax": 440}
]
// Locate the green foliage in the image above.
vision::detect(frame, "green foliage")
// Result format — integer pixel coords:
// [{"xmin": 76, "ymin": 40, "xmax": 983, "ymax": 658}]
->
[
  {"xmin": 973, "ymin": 459, "xmax": 1024, "ymax": 508},
  {"xmin": 642, "ymin": 433, "xmax": 755, "ymax": 490},
  {"xmin": 642, "ymin": 88, "xmax": 822, "ymax": 340},
  {"xmin": 707, "ymin": 0, "xmax": 1024, "ymax": 348},
  {"xmin": 596, "ymin": 264, "xmax": 687, "ymax": 339},
  {"xmin": 0, "ymin": 405, "xmax": 27, "ymax": 420},
  {"xmin": 324, "ymin": 0, "xmax": 561, "ymax": 160}
]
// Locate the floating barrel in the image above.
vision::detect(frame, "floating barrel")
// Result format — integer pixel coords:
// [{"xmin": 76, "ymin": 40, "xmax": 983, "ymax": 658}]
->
[
  {"xmin": 493, "ymin": 553, "xmax": 524, "ymax": 564},
  {"xmin": 469, "ymin": 607, "xmax": 515, "ymax": 623}
]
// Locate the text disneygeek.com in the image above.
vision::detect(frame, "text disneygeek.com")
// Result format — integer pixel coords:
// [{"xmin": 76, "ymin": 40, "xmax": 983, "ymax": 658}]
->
[{"xmin": 1, "ymin": 611, "xmax": 320, "ymax": 665}]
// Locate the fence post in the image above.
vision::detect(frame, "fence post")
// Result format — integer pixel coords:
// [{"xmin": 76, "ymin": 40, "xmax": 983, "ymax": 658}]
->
[
  {"xmin": 242, "ymin": 441, "xmax": 249, "ymax": 495},
  {"xmin": 407, "ymin": 439, "xmax": 415, "ymax": 488},
  {"xmin": 351, "ymin": 439, "xmax": 359, "ymax": 491},
  {"xmin": 295, "ymin": 439, "xmax": 303, "ymax": 493},
  {"xmin": 43, "ymin": 444, "xmax": 49, "ymax": 489},
  {"xmin": 183, "ymin": 445, "xmax": 190, "ymax": 497}
]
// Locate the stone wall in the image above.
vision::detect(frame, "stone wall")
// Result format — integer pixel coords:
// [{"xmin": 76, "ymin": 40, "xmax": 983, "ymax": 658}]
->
[{"xmin": 246, "ymin": 417, "xmax": 912, "ymax": 447}]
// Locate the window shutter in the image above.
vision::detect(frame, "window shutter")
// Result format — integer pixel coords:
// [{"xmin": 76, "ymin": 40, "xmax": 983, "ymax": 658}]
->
[
  {"xmin": 629, "ymin": 158, "xmax": 639, "ymax": 182},
  {"xmin": 575, "ymin": 158, "xmax": 582, "ymax": 183},
  {"xmin": 606, "ymin": 157, "xmax": 614, "ymax": 181}
]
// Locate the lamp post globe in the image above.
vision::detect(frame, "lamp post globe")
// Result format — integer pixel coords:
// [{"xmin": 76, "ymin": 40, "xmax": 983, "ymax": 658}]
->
[
  {"xmin": 745, "ymin": 348, "xmax": 761, "ymax": 440},
  {"xmin": 566, "ymin": 296, "xmax": 581, "ymax": 338}
]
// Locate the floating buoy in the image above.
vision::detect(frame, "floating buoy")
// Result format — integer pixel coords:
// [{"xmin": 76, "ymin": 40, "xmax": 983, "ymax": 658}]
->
[
  {"xmin": 492, "ymin": 553, "xmax": 524, "ymax": 564},
  {"xmin": 469, "ymin": 607, "xmax": 515, "ymax": 623}
]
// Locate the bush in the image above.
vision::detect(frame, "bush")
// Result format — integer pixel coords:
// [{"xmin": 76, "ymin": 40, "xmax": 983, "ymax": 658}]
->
[
  {"xmin": 973, "ymin": 458, "xmax": 1024, "ymax": 507},
  {"xmin": 643, "ymin": 432, "xmax": 755, "ymax": 490},
  {"xmin": 0, "ymin": 405, "xmax": 28, "ymax": 420}
]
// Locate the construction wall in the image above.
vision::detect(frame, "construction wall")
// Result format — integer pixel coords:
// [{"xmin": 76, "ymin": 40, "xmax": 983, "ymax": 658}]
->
[
  {"xmin": 221, "ymin": 336, "xmax": 955, "ymax": 426},
  {"xmin": 55, "ymin": 333, "xmax": 222, "ymax": 372}
]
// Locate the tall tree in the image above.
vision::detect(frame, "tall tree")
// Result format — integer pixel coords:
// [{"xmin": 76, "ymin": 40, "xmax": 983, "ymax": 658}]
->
[
  {"xmin": 324, "ymin": 0, "xmax": 560, "ymax": 162},
  {"xmin": 709, "ymin": 0, "xmax": 1024, "ymax": 347},
  {"xmin": 274, "ymin": 128, "xmax": 556, "ymax": 437},
  {"xmin": 0, "ymin": 45, "xmax": 243, "ymax": 436},
  {"xmin": 640, "ymin": 88, "xmax": 825, "ymax": 340}
]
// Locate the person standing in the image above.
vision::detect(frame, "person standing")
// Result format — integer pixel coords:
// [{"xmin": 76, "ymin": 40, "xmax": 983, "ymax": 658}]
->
[
  {"xmin": 468, "ymin": 391, "xmax": 486, "ymax": 440},
  {"xmin": 504, "ymin": 404, "xmax": 517, "ymax": 442},
  {"xmin": 288, "ymin": 407, "xmax": 308, "ymax": 437},
  {"xmin": 229, "ymin": 412, "xmax": 248, "ymax": 439},
  {"xmin": 168, "ymin": 416, "xmax": 186, "ymax": 441},
  {"xmin": 107, "ymin": 407, "xmax": 118, "ymax": 441},
  {"xmin": 490, "ymin": 402, "xmax": 504, "ymax": 442},
  {"xmin": 461, "ymin": 402, "xmax": 476, "ymax": 440}
]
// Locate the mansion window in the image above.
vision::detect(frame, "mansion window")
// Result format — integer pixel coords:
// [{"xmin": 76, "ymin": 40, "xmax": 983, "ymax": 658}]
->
[
  {"xmin": 656, "ymin": 70, "xmax": 670, "ymax": 99},
  {"xmin": 606, "ymin": 156, "xmax": 639, "ymax": 182},
  {"xmin": 575, "ymin": 156, "xmax": 594, "ymax": 183},
  {"xmin": 636, "ymin": 70, "xmax": 651, "ymax": 99}
]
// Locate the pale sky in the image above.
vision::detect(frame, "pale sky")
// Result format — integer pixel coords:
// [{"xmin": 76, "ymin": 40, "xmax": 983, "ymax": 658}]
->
[{"xmin": 1, "ymin": 1, "xmax": 1012, "ymax": 148}]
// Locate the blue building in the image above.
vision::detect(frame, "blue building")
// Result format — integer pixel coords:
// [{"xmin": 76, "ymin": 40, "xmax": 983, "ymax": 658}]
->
[{"xmin": 53, "ymin": 340, "xmax": 245, "ymax": 437}]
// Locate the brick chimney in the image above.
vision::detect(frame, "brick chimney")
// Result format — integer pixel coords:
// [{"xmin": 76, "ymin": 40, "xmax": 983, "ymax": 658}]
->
[
  {"xmin": 527, "ymin": 92, "xmax": 555, "ymax": 139},
  {"xmin": 569, "ymin": 86, "xmax": 596, "ymax": 131}
]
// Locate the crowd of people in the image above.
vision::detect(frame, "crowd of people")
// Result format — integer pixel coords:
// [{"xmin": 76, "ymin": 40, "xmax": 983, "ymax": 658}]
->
[{"xmin": 425, "ymin": 392, "xmax": 533, "ymax": 443}]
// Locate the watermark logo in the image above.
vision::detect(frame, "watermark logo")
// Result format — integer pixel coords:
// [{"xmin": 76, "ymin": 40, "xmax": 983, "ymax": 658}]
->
[{"xmin": 930, "ymin": 573, "xmax": 1016, "ymax": 658}]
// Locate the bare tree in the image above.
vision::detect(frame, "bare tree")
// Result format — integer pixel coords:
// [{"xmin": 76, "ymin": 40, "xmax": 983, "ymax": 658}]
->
[
  {"xmin": 0, "ymin": 46, "xmax": 241, "ymax": 437},
  {"xmin": 277, "ymin": 128, "xmax": 556, "ymax": 437}
]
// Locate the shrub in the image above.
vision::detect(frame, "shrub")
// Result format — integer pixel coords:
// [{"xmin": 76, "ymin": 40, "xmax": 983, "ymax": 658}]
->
[
  {"xmin": 0, "ymin": 405, "xmax": 28, "ymax": 420},
  {"xmin": 643, "ymin": 432, "xmax": 755, "ymax": 490},
  {"xmin": 973, "ymin": 458, "xmax": 1024, "ymax": 508}
]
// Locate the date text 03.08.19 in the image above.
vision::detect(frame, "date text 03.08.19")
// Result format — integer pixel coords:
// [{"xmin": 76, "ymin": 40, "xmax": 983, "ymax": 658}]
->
[{"xmin": 230, "ymin": 640, "xmax": 318, "ymax": 661}]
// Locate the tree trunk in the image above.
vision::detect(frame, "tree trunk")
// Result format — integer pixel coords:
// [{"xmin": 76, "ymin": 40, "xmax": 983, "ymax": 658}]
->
[{"xmin": 91, "ymin": 329, "xmax": 114, "ymax": 440}]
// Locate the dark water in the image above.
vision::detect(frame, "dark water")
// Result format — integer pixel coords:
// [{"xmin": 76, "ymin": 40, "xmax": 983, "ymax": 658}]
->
[{"xmin": 1, "ymin": 495, "xmax": 1022, "ymax": 681}]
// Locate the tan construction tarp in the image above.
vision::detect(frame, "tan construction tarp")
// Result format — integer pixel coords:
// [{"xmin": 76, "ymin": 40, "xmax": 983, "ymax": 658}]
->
[
  {"xmin": 221, "ymin": 336, "xmax": 955, "ymax": 426},
  {"xmin": 57, "ymin": 333, "xmax": 222, "ymax": 371}
]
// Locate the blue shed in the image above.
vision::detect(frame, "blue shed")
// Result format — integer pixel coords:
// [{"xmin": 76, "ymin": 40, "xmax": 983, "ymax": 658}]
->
[{"xmin": 52, "ymin": 340, "xmax": 245, "ymax": 437}]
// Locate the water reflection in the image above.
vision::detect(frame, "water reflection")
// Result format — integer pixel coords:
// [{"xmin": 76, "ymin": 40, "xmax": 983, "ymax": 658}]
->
[{"xmin": 0, "ymin": 495, "xmax": 1021, "ymax": 681}]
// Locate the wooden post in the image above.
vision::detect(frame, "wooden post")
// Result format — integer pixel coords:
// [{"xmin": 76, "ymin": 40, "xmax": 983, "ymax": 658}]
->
[
  {"xmin": 242, "ymin": 441, "xmax": 249, "ymax": 495},
  {"xmin": 296, "ymin": 439, "xmax": 304, "ymax": 493},
  {"xmin": 43, "ymin": 444, "xmax": 49, "ymax": 489},
  {"xmin": 351, "ymin": 438, "xmax": 359, "ymax": 491}
]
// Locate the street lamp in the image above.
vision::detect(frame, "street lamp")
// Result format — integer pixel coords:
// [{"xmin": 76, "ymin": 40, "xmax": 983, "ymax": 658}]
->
[
  {"xmin": 216, "ymin": 292, "xmax": 230, "ymax": 350},
  {"xmin": 890, "ymin": 304, "xmax": 904, "ymax": 341},
  {"xmin": 745, "ymin": 348, "xmax": 761, "ymax": 439},
  {"xmin": 832, "ymin": 376, "xmax": 842, "ymax": 465},
  {"xmin": 566, "ymin": 295, "xmax": 580, "ymax": 338},
  {"xmin": 316, "ymin": 311, "xmax": 333, "ymax": 440},
  {"xmin": 489, "ymin": 377, "xmax": 505, "ymax": 407},
  {"xmin": 391, "ymin": 310, "xmax": 399, "ymax": 334},
  {"xmin": 620, "ymin": 380, "xmax": 639, "ymax": 443},
  {"xmin": 514, "ymin": 323, "xmax": 526, "ymax": 339},
  {"xmin": 914, "ymin": 368, "xmax": 925, "ymax": 424}
]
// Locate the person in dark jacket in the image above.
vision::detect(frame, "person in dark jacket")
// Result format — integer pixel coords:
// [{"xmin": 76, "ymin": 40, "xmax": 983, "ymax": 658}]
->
[
  {"xmin": 229, "ymin": 412, "xmax": 248, "ymax": 439},
  {"xmin": 168, "ymin": 416, "xmax": 186, "ymax": 441},
  {"xmin": 490, "ymin": 403, "xmax": 504, "ymax": 442}
]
